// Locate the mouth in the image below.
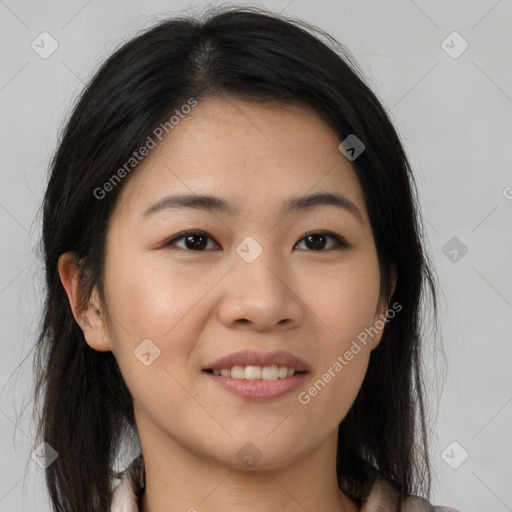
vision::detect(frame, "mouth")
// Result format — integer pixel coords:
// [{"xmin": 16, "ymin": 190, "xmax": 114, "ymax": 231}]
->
[
  {"xmin": 203, "ymin": 366, "xmax": 308, "ymax": 380},
  {"xmin": 202, "ymin": 350, "xmax": 310, "ymax": 400}
]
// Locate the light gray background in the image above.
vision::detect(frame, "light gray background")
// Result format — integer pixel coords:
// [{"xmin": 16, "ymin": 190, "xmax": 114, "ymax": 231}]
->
[{"xmin": 1, "ymin": 1, "xmax": 511, "ymax": 511}]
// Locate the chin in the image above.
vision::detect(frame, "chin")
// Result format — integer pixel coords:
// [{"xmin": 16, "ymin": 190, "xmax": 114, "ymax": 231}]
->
[{"xmin": 204, "ymin": 434, "xmax": 310, "ymax": 472}]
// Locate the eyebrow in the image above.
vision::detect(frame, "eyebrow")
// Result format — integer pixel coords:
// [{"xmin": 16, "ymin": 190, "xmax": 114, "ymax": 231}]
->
[{"xmin": 140, "ymin": 191, "xmax": 364, "ymax": 225}]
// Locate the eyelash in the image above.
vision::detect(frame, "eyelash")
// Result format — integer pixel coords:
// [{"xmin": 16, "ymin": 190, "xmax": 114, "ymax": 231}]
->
[{"xmin": 162, "ymin": 230, "xmax": 350, "ymax": 252}]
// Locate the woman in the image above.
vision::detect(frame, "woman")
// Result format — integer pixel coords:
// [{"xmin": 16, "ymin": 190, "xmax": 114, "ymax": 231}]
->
[{"xmin": 34, "ymin": 5, "xmax": 460, "ymax": 512}]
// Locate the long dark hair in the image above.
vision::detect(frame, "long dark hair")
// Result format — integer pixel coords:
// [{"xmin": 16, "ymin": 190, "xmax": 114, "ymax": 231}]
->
[{"xmin": 33, "ymin": 5, "xmax": 439, "ymax": 511}]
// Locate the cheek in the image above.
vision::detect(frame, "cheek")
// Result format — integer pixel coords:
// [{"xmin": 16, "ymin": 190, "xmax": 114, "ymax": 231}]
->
[
  {"xmin": 299, "ymin": 256, "xmax": 382, "ymax": 349},
  {"xmin": 311, "ymin": 355, "xmax": 371, "ymax": 432},
  {"xmin": 294, "ymin": 256, "xmax": 380, "ymax": 410},
  {"xmin": 105, "ymin": 253, "xmax": 195, "ymax": 326},
  {"xmin": 298, "ymin": 331, "xmax": 373, "ymax": 427},
  {"xmin": 103, "ymin": 259, "xmax": 207, "ymax": 423},
  {"xmin": 101, "ymin": 253, "xmax": 207, "ymax": 372}
]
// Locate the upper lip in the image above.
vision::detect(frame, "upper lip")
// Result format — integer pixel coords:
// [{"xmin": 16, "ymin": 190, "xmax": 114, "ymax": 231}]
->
[{"xmin": 204, "ymin": 350, "xmax": 310, "ymax": 372}]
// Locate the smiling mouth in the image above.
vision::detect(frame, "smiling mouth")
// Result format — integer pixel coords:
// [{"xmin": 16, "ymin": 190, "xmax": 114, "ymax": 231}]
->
[{"xmin": 203, "ymin": 366, "xmax": 308, "ymax": 380}]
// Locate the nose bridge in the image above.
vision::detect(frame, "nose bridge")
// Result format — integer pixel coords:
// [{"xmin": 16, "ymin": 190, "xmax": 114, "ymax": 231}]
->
[
  {"xmin": 235, "ymin": 248, "xmax": 285, "ymax": 296},
  {"xmin": 218, "ymin": 236, "xmax": 302, "ymax": 329},
  {"xmin": 234, "ymin": 236, "xmax": 289, "ymax": 300}
]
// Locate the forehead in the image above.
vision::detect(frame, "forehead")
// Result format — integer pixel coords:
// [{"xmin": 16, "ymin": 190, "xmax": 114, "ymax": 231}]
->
[{"xmin": 112, "ymin": 96, "xmax": 369, "ymax": 224}]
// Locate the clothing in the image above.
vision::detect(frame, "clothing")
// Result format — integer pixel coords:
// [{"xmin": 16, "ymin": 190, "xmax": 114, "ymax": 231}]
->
[{"xmin": 110, "ymin": 455, "xmax": 460, "ymax": 512}]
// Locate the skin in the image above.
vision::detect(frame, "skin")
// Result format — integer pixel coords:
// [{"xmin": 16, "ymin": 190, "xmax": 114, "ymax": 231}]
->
[{"xmin": 59, "ymin": 96, "xmax": 396, "ymax": 512}]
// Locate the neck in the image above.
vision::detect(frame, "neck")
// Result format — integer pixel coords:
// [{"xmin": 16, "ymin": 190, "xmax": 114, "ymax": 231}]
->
[{"xmin": 137, "ymin": 423, "xmax": 358, "ymax": 512}]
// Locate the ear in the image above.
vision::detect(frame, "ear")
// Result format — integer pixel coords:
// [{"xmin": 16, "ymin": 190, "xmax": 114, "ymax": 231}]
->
[
  {"xmin": 58, "ymin": 251, "xmax": 113, "ymax": 352},
  {"xmin": 370, "ymin": 263, "xmax": 398, "ymax": 350}
]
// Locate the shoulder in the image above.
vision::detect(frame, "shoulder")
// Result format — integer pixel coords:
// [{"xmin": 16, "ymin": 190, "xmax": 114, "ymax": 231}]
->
[
  {"xmin": 111, "ymin": 455, "xmax": 145, "ymax": 512},
  {"xmin": 402, "ymin": 495, "xmax": 462, "ymax": 512},
  {"xmin": 361, "ymin": 477, "xmax": 462, "ymax": 512}
]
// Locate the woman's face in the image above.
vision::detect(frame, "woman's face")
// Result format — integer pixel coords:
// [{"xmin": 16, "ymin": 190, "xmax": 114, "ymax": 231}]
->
[{"xmin": 87, "ymin": 97, "xmax": 392, "ymax": 470}]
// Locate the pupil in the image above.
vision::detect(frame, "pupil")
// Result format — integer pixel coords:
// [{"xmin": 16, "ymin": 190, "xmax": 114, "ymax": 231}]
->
[
  {"xmin": 186, "ymin": 235, "xmax": 207, "ymax": 250},
  {"xmin": 306, "ymin": 234, "xmax": 326, "ymax": 250}
]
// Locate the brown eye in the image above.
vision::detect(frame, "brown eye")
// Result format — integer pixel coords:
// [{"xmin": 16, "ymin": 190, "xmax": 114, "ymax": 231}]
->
[
  {"xmin": 163, "ymin": 230, "xmax": 349, "ymax": 252},
  {"xmin": 165, "ymin": 231, "xmax": 219, "ymax": 251},
  {"xmin": 295, "ymin": 232, "xmax": 349, "ymax": 251}
]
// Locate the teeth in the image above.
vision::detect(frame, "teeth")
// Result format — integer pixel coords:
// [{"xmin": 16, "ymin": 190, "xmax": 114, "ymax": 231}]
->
[
  {"xmin": 231, "ymin": 366, "xmax": 245, "ymax": 379},
  {"xmin": 211, "ymin": 365, "xmax": 297, "ymax": 380},
  {"xmin": 261, "ymin": 366, "xmax": 278, "ymax": 380}
]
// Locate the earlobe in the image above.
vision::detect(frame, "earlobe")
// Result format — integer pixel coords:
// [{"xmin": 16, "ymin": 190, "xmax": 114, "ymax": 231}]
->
[{"xmin": 57, "ymin": 252, "xmax": 113, "ymax": 352}]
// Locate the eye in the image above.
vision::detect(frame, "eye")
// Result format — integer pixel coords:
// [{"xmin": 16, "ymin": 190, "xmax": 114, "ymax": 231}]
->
[
  {"xmin": 294, "ymin": 231, "xmax": 349, "ymax": 251},
  {"xmin": 164, "ymin": 231, "xmax": 220, "ymax": 251},
  {"xmin": 163, "ymin": 230, "xmax": 349, "ymax": 252}
]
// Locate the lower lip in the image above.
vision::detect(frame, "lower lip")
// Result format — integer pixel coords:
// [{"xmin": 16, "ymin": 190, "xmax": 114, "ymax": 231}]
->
[{"xmin": 203, "ymin": 371, "xmax": 309, "ymax": 400}]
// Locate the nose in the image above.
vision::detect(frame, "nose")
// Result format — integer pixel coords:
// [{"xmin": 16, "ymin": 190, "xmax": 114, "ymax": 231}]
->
[{"xmin": 217, "ymin": 250, "xmax": 303, "ymax": 331}]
